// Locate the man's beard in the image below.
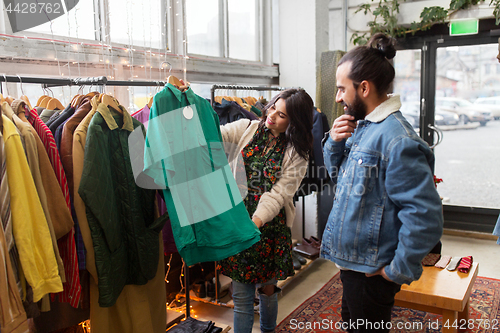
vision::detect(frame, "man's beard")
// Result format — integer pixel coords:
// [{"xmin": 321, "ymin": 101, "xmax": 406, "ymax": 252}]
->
[{"xmin": 343, "ymin": 92, "xmax": 367, "ymax": 121}]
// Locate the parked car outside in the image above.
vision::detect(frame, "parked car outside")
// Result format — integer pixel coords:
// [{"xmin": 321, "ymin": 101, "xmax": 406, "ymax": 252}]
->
[
  {"xmin": 473, "ymin": 96, "xmax": 500, "ymax": 120},
  {"xmin": 436, "ymin": 97, "xmax": 492, "ymax": 126},
  {"xmin": 400, "ymin": 102, "xmax": 419, "ymax": 129},
  {"xmin": 400, "ymin": 101, "xmax": 460, "ymax": 129},
  {"xmin": 435, "ymin": 108, "xmax": 459, "ymax": 126}
]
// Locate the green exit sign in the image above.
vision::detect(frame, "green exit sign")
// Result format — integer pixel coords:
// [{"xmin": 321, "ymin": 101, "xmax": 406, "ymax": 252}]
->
[{"xmin": 450, "ymin": 19, "xmax": 479, "ymax": 36}]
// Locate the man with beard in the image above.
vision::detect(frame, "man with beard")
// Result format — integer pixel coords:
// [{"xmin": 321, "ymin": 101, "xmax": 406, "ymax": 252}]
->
[{"xmin": 320, "ymin": 33, "xmax": 443, "ymax": 333}]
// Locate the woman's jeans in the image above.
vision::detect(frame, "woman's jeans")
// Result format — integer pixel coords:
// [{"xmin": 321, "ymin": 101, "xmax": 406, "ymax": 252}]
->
[{"xmin": 232, "ymin": 278, "xmax": 279, "ymax": 333}]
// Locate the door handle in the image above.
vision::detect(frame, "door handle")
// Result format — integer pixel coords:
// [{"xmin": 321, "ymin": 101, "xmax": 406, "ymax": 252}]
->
[{"xmin": 427, "ymin": 124, "xmax": 443, "ymax": 148}]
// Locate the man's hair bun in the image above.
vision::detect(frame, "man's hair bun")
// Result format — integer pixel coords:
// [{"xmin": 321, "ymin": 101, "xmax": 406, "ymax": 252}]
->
[{"xmin": 368, "ymin": 33, "xmax": 396, "ymax": 60}]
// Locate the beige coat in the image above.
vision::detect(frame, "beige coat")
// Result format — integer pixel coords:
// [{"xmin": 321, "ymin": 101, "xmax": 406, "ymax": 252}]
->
[
  {"xmin": 73, "ymin": 99, "xmax": 165, "ymax": 333},
  {"xmin": 220, "ymin": 119, "xmax": 309, "ymax": 227}
]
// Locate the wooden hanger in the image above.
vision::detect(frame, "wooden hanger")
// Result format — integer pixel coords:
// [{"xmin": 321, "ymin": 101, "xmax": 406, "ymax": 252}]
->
[
  {"xmin": 70, "ymin": 94, "xmax": 79, "ymax": 107},
  {"xmin": 0, "ymin": 93, "xmax": 4, "ymax": 104},
  {"xmin": 72, "ymin": 94, "xmax": 85, "ymax": 108},
  {"xmin": 86, "ymin": 91, "xmax": 99, "ymax": 99},
  {"xmin": 147, "ymin": 96, "xmax": 154, "ymax": 109},
  {"xmin": 167, "ymin": 75, "xmax": 183, "ymax": 89},
  {"xmin": 21, "ymin": 95, "xmax": 32, "ymax": 110},
  {"xmin": 39, "ymin": 96, "xmax": 52, "ymax": 108},
  {"xmin": 46, "ymin": 97, "xmax": 66, "ymax": 111},
  {"xmin": 5, "ymin": 96, "xmax": 14, "ymax": 105},
  {"xmin": 36, "ymin": 95, "xmax": 48, "ymax": 107},
  {"xmin": 0, "ymin": 102, "xmax": 3, "ymax": 132},
  {"xmin": 101, "ymin": 94, "xmax": 121, "ymax": 114}
]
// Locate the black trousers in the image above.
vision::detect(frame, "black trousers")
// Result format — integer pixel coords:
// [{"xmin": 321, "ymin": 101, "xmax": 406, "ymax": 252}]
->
[{"xmin": 339, "ymin": 270, "xmax": 401, "ymax": 333}]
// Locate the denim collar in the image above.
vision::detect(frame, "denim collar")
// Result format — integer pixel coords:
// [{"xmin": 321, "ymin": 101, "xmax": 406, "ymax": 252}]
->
[{"xmin": 364, "ymin": 94, "xmax": 401, "ymax": 123}]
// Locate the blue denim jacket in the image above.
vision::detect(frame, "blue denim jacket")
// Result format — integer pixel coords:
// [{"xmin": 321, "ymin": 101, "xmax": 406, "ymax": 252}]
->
[{"xmin": 320, "ymin": 97, "xmax": 443, "ymax": 285}]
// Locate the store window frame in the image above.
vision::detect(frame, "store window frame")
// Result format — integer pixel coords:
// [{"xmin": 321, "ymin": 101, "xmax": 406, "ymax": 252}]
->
[
  {"xmin": 398, "ymin": 23, "xmax": 500, "ymax": 233},
  {"xmin": 0, "ymin": 0, "xmax": 277, "ymax": 85},
  {"xmin": 184, "ymin": 0, "xmax": 266, "ymax": 63}
]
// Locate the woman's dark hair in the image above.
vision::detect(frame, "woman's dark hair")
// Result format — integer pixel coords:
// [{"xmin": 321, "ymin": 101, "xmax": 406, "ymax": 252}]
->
[
  {"xmin": 259, "ymin": 88, "xmax": 313, "ymax": 160},
  {"xmin": 338, "ymin": 33, "xmax": 397, "ymax": 96}
]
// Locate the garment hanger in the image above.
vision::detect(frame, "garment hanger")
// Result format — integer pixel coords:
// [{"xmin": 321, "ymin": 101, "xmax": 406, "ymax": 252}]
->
[
  {"xmin": 17, "ymin": 75, "xmax": 32, "ymax": 110},
  {"xmin": 39, "ymin": 96, "xmax": 51, "ymax": 108},
  {"xmin": 2, "ymin": 75, "xmax": 14, "ymax": 105},
  {"xmin": 0, "ymin": 93, "xmax": 4, "ymax": 104},
  {"xmin": 46, "ymin": 97, "xmax": 66, "ymax": 111},
  {"xmin": 71, "ymin": 85, "xmax": 87, "ymax": 107},
  {"xmin": 161, "ymin": 61, "xmax": 183, "ymax": 89},
  {"xmin": 0, "ymin": 101, "xmax": 3, "ymax": 133},
  {"xmin": 36, "ymin": 94, "xmax": 48, "ymax": 107},
  {"xmin": 72, "ymin": 94, "xmax": 85, "ymax": 108},
  {"xmin": 99, "ymin": 88, "xmax": 121, "ymax": 114},
  {"xmin": 39, "ymin": 87, "xmax": 55, "ymax": 108},
  {"xmin": 86, "ymin": 91, "xmax": 99, "ymax": 98}
]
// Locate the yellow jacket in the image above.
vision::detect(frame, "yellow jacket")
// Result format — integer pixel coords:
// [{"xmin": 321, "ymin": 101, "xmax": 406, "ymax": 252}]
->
[{"xmin": 2, "ymin": 115, "xmax": 63, "ymax": 302}]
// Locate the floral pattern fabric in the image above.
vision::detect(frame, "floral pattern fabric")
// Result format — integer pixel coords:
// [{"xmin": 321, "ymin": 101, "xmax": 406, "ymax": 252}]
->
[{"xmin": 219, "ymin": 126, "xmax": 294, "ymax": 284}]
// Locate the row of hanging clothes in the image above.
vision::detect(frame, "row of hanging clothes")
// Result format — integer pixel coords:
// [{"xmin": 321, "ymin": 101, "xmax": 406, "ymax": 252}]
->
[
  {"xmin": 211, "ymin": 89, "xmax": 266, "ymax": 125},
  {"xmin": 0, "ymin": 75, "xmax": 269, "ymax": 333},
  {"xmin": 0, "ymin": 76, "xmax": 178, "ymax": 333}
]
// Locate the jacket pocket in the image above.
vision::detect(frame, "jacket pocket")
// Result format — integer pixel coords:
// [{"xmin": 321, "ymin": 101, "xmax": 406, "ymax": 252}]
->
[{"xmin": 349, "ymin": 151, "xmax": 380, "ymax": 197}]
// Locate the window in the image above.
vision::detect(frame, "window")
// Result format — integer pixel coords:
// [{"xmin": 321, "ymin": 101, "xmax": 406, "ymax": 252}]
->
[
  {"xmin": 186, "ymin": 0, "xmax": 221, "ymax": 57},
  {"xmin": 272, "ymin": 0, "xmax": 279, "ymax": 64},
  {"xmin": 186, "ymin": 0, "xmax": 262, "ymax": 61},
  {"xmin": 24, "ymin": 0, "xmax": 96, "ymax": 40},
  {"xmin": 228, "ymin": 0, "xmax": 258, "ymax": 61},
  {"xmin": 108, "ymin": 0, "xmax": 164, "ymax": 49}
]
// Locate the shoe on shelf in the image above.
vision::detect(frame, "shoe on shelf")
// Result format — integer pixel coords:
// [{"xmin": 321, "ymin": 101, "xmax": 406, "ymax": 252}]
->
[
  {"xmin": 292, "ymin": 251, "xmax": 307, "ymax": 265},
  {"xmin": 191, "ymin": 280, "xmax": 206, "ymax": 298},
  {"xmin": 303, "ymin": 237, "xmax": 321, "ymax": 249},
  {"xmin": 206, "ymin": 280, "xmax": 216, "ymax": 298},
  {"xmin": 292, "ymin": 252, "xmax": 301, "ymax": 270},
  {"xmin": 310, "ymin": 235, "xmax": 321, "ymax": 244},
  {"xmin": 293, "ymin": 243, "xmax": 320, "ymax": 259}
]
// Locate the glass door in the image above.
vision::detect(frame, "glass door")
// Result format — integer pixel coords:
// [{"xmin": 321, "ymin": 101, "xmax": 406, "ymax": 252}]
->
[{"xmin": 433, "ymin": 43, "xmax": 500, "ymax": 209}]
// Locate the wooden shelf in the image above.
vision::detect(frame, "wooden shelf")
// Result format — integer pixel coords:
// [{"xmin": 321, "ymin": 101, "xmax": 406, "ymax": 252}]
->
[{"xmin": 278, "ymin": 257, "xmax": 317, "ymax": 290}]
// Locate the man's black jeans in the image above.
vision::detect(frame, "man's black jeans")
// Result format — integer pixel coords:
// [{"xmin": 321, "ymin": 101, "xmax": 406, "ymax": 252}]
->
[{"xmin": 340, "ymin": 270, "xmax": 401, "ymax": 333}]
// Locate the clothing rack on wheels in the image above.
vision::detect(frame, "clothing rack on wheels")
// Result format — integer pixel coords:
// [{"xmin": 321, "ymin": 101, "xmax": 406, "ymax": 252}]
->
[
  {"xmin": 210, "ymin": 84, "xmax": 312, "ymax": 304},
  {"xmin": 0, "ymin": 74, "xmax": 197, "ymax": 321}
]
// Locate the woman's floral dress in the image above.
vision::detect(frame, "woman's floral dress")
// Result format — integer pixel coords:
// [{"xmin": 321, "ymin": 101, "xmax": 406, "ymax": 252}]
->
[{"xmin": 218, "ymin": 126, "xmax": 294, "ymax": 284}]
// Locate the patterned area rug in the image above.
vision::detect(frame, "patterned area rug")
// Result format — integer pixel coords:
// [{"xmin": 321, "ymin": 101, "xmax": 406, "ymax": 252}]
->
[{"xmin": 276, "ymin": 273, "xmax": 500, "ymax": 332}]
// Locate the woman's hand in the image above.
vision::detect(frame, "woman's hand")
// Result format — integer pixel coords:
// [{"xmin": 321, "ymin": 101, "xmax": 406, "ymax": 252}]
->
[
  {"xmin": 178, "ymin": 79, "xmax": 190, "ymax": 92},
  {"xmin": 252, "ymin": 216, "xmax": 263, "ymax": 228}
]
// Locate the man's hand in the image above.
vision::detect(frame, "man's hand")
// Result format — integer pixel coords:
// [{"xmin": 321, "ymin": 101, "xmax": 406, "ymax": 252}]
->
[
  {"xmin": 330, "ymin": 114, "xmax": 357, "ymax": 142},
  {"xmin": 366, "ymin": 266, "xmax": 393, "ymax": 282}
]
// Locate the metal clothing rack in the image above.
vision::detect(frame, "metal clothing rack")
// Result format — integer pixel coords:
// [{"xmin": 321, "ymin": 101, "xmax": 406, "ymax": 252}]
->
[
  {"xmin": 0, "ymin": 74, "xmax": 199, "ymax": 318},
  {"xmin": 210, "ymin": 84, "xmax": 287, "ymax": 107},
  {"xmin": 0, "ymin": 75, "xmax": 167, "ymax": 90}
]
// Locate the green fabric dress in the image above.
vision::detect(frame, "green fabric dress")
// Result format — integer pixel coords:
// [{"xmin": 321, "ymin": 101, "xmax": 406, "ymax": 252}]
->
[{"xmin": 219, "ymin": 125, "xmax": 294, "ymax": 284}]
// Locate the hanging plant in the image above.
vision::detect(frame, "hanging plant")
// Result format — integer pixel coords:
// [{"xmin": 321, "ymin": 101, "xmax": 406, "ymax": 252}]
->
[{"xmin": 351, "ymin": 0, "xmax": 500, "ymax": 45}]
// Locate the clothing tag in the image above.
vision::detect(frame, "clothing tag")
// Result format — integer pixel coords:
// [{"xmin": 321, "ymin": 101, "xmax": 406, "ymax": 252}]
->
[{"xmin": 183, "ymin": 106, "xmax": 193, "ymax": 120}]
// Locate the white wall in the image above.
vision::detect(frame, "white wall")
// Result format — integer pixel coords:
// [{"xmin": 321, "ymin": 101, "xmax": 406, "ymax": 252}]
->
[{"xmin": 278, "ymin": 0, "xmax": 329, "ymax": 104}]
